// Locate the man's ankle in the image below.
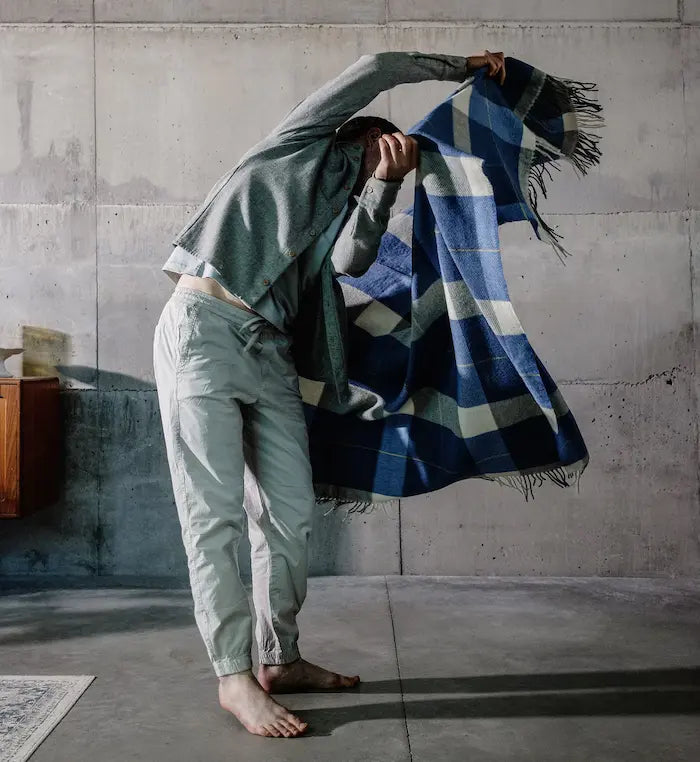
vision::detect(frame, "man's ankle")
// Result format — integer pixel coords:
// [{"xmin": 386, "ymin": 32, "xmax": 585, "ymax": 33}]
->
[
  {"xmin": 219, "ymin": 668, "xmax": 254, "ymax": 682},
  {"xmin": 260, "ymin": 656, "xmax": 301, "ymax": 669}
]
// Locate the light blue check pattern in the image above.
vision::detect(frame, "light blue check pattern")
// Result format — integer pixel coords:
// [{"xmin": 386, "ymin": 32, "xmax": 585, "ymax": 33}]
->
[{"xmin": 302, "ymin": 58, "xmax": 603, "ymax": 508}]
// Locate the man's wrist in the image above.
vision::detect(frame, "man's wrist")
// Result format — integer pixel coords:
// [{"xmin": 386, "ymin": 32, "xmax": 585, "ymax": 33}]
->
[
  {"xmin": 364, "ymin": 173, "xmax": 402, "ymax": 208},
  {"xmin": 372, "ymin": 171, "xmax": 404, "ymax": 183}
]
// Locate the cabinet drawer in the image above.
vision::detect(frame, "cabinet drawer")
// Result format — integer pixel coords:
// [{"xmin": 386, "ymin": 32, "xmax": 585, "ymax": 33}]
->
[{"xmin": 0, "ymin": 383, "xmax": 20, "ymax": 517}]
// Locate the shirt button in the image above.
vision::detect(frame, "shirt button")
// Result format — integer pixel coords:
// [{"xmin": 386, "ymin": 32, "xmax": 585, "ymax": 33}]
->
[
  {"xmin": 289, "ymin": 250, "xmax": 297, "ymax": 257},
  {"xmin": 309, "ymin": 230, "xmax": 316, "ymax": 236},
  {"xmin": 367, "ymin": 187, "xmax": 374, "ymax": 194},
  {"xmin": 333, "ymin": 206, "xmax": 340, "ymax": 213},
  {"xmin": 263, "ymin": 278, "xmax": 270, "ymax": 285}
]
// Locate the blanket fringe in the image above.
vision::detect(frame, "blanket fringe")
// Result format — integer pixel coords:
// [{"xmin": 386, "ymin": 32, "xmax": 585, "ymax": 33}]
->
[
  {"xmin": 314, "ymin": 494, "xmax": 399, "ymax": 522},
  {"xmin": 526, "ymin": 75, "xmax": 605, "ymax": 262},
  {"xmin": 314, "ymin": 459, "xmax": 586, "ymax": 517},
  {"xmin": 477, "ymin": 462, "xmax": 585, "ymax": 502}
]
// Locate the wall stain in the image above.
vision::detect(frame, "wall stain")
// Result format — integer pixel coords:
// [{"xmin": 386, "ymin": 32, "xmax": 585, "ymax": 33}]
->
[{"xmin": 1, "ymin": 76, "xmax": 188, "ymax": 204}]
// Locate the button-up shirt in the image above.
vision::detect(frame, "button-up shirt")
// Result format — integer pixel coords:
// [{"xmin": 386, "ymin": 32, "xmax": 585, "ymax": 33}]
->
[
  {"xmin": 166, "ymin": 51, "xmax": 472, "ymax": 400},
  {"xmin": 164, "ymin": 199, "xmax": 351, "ymax": 333}
]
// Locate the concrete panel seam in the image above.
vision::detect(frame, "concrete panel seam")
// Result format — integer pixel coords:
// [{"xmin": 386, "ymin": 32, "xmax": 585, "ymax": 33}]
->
[
  {"xmin": 92, "ymin": 14, "xmax": 102, "ymax": 577},
  {"xmin": 679, "ymin": 14, "xmax": 698, "ymax": 516},
  {"xmin": 91, "ymin": 22, "xmax": 388, "ymax": 29},
  {"xmin": 0, "ymin": 202, "xmax": 95, "ymax": 208},
  {"xmin": 558, "ymin": 365, "xmax": 690, "ymax": 387},
  {"xmin": 383, "ymin": 577, "xmax": 413, "ymax": 761},
  {"xmin": 93, "ymin": 23, "xmax": 99, "ymax": 390},
  {"xmin": 398, "ymin": 499, "xmax": 403, "ymax": 575},
  {"xmin": 537, "ymin": 210, "xmax": 693, "ymax": 217},
  {"xmin": 92, "ymin": 202, "xmax": 192, "ymax": 208},
  {"xmin": 0, "ymin": 21, "xmax": 680, "ymax": 29},
  {"xmin": 4, "ymin": 19, "xmax": 697, "ymax": 27},
  {"xmin": 1, "ymin": 205, "xmax": 696, "ymax": 215},
  {"xmin": 0, "ymin": 23, "xmax": 94, "ymax": 29},
  {"xmin": 84, "ymin": 206, "xmax": 700, "ymax": 215},
  {"xmin": 95, "ymin": 388, "xmax": 158, "ymax": 392},
  {"xmin": 385, "ymin": 20, "xmax": 682, "ymax": 29}
]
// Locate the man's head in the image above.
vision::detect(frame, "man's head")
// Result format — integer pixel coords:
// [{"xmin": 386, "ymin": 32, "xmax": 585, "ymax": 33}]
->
[{"xmin": 336, "ymin": 115, "xmax": 401, "ymax": 190}]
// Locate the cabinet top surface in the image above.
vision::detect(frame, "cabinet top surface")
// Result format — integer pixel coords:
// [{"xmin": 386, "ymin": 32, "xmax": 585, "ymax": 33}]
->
[{"xmin": 0, "ymin": 376, "xmax": 60, "ymax": 384}]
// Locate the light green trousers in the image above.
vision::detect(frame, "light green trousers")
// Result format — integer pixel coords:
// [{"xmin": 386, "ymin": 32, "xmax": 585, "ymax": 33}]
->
[{"xmin": 153, "ymin": 285, "xmax": 315, "ymax": 677}]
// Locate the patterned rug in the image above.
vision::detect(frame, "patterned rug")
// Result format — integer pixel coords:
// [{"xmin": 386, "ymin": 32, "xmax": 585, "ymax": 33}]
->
[{"xmin": 0, "ymin": 676, "xmax": 95, "ymax": 762}]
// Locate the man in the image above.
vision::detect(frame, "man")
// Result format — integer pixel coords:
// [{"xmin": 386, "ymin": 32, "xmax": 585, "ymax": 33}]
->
[{"xmin": 153, "ymin": 49, "xmax": 506, "ymax": 739}]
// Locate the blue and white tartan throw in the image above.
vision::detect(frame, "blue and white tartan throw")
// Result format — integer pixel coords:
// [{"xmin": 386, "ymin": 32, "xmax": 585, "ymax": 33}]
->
[{"xmin": 302, "ymin": 57, "xmax": 604, "ymax": 512}]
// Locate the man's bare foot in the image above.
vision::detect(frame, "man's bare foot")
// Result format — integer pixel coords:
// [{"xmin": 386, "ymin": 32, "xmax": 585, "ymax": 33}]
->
[
  {"xmin": 257, "ymin": 657, "xmax": 361, "ymax": 694},
  {"xmin": 218, "ymin": 669, "xmax": 309, "ymax": 738}
]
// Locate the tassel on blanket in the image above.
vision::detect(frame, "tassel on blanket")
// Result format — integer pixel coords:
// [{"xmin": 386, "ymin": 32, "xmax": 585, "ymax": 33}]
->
[
  {"xmin": 478, "ymin": 463, "xmax": 584, "ymax": 502},
  {"xmin": 315, "ymin": 494, "xmax": 399, "ymax": 521},
  {"xmin": 315, "ymin": 464, "xmax": 584, "ymax": 514},
  {"xmin": 526, "ymin": 76, "xmax": 605, "ymax": 263}
]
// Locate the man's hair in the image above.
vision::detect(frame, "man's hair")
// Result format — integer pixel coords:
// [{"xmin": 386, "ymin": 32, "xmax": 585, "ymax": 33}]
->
[{"xmin": 335, "ymin": 115, "xmax": 401, "ymax": 144}]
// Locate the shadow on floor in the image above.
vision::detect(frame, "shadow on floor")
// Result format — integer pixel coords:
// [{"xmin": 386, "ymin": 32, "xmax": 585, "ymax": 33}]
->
[
  {"xmin": 0, "ymin": 590, "xmax": 194, "ymax": 645},
  {"xmin": 302, "ymin": 668, "xmax": 700, "ymax": 736},
  {"xmin": 360, "ymin": 667, "xmax": 700, "ymax": 694}
]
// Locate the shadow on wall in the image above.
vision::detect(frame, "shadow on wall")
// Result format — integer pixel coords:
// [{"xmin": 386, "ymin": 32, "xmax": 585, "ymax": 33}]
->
[
  {"xmin": 56, "ymin": 365, "xmax": 154, "ymax": 390},
  {"xmin": 21, "ymin": 326, "xmax": 71, "ymax": 377},
  {"xmin": 0, "ymin": 361, "xmax": 354, "ymax": 578},
  {"xmin": 0, "ymin": 326, "xmax": 72, "ymax": 380}
]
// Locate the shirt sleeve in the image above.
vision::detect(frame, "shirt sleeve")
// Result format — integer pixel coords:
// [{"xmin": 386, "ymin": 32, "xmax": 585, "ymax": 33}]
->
[
  {"xmin": 330, "ymin": 174, "xmax": 403, "ymax": 278},
  {"xmin": 266, "ymin": 51, "xmax": 471, "ymax": 144}
]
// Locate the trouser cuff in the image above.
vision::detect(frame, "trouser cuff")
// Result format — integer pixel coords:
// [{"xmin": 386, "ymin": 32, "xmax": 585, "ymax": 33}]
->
[
  {"xmin": 213, "ymin": 652, "xmax": 253, "ymax": 677},
  {"xmin": 257, "ymin": 642, "xmax": 301, "ymax": 666}
]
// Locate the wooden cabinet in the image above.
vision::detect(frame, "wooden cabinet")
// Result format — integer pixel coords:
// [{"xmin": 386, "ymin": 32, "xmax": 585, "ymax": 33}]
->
[{"xmin": 0, "ymin": 377, "xmax": 62, "ymax": 518}]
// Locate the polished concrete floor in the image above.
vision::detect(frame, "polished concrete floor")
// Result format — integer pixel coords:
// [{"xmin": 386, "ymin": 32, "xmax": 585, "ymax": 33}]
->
[{"xmin": 1, "ymin": 575, "xmax": 699, "ymax": 761}]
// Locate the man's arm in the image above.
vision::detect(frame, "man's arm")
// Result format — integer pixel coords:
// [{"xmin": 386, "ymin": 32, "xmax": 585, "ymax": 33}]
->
[
  {"xmin": 332, "ymin": 130, "xmax": 418, "ymax": 277},
  {"xmin": 330, "ymin": 175, "xmax": 402, "ymax": 278},
  {"xmin": 267, "ymin": 51, "xmax": 472, "ymax": 144}
]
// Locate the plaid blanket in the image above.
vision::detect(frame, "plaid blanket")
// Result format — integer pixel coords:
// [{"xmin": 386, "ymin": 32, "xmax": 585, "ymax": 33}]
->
[{"xmin": 301, "ymin": 57, "xmax": 604, "ymax": 513}]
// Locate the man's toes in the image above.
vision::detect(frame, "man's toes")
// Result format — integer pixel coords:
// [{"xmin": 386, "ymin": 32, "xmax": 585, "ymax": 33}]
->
[
  {"xmin": 288, "ymin": 714, "xmax": 308, "ymax": 731},
  {"xmin": 280, "ymin": 718, "xmax": 300, "ymax": 735},
  {"xmin": 264, "ymin": 724, "xmax": 281, "ymax": 737},
  {"xmin": 274, "ymin": 721, "xmax": 292, "ymax": 737},
  {"xmin": 340, "ymin": 674, "xmax": 359, "ymax": 687},
  {"xmin": 283, "ymin": 719, "xmax": 302, "ymax": 736}
]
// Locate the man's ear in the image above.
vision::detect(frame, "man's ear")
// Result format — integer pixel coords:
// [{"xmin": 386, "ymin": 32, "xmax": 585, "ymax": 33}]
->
[{"xmin": 364, "ymin": 126, "xmax": 383, "ymax": 149}]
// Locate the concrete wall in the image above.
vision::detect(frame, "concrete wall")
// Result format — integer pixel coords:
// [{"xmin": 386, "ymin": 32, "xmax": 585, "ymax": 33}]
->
[{"xmin": 1, "ymin": 2, "xmax": 698, "ymax": 579}]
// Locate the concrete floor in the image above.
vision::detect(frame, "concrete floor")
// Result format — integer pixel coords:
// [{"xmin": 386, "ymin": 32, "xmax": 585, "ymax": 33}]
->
[{"xmin": 1, "ymin": 575, "xmax": 699, "ymax": 761}]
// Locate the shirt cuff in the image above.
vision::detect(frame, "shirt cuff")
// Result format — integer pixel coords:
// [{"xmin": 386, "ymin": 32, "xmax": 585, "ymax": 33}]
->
[{"xmin": 361, "ymin": 174, "xmax": 402, "ymax": 209}]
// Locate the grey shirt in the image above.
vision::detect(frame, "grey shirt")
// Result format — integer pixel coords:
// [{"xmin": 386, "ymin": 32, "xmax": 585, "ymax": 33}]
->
[
  {"xmin": 164, "ymin": 51, "xmax": 472, "ymax": 398},
  {"xmin": 164, "ymin": 199, "xmax": 350, "ymax": 333},
  {"xmin": 163, "ymin": 170, "xmax": 403, "ymax": 332}
]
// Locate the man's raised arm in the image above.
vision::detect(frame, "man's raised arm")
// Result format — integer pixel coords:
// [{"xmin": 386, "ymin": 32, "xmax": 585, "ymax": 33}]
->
[{"xmin": 267, "ymin": 51, "xmax": 473, "ymax": 144}]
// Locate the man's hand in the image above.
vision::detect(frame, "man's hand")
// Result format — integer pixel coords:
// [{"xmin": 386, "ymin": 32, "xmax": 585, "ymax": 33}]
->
[
  {"xmin": 374, "ymin": 132, "xmax": 419, "ymax": 182},
  {"xmin": 467, "ymin": 50, "xmax": 506, "ymax": 84}
]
